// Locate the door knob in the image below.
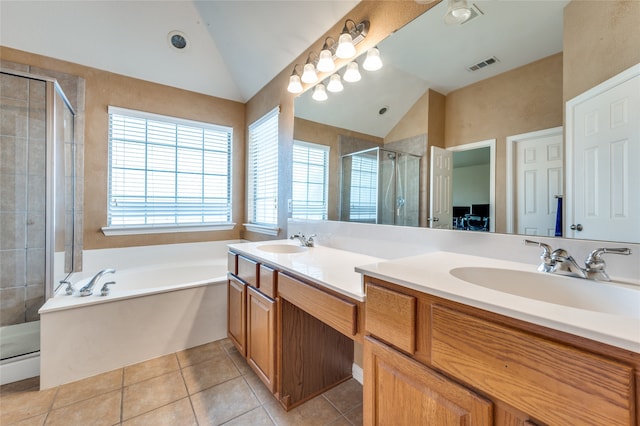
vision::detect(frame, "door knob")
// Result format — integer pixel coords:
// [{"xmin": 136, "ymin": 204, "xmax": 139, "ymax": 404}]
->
[{"xmin": 570, "ymin": 224, "xmax": 583, "ymax": 231}]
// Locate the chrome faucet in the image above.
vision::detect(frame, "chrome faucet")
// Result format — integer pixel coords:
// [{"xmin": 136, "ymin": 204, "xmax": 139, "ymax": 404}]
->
[
  {"xmin": 289, "ymin": 232, "xmax": 316, "ymax": 247},
  {"xmin": 525, "ymin": 240, "xmax": 631, "ymax": 281},
  {"xmin": 79, "ymin": 268, "xmax": 116, "ymax": 296}
]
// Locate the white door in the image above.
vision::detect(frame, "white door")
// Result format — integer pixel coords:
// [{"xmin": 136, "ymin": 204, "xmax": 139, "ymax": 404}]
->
[
  {"xmin": 567, "ymin": 66, "xmax": 640, "ymax": 242},
  {"xmin": 429, "ymin": 146, "xmax": 453, "ymax": 229},
  {"xmin": 515, "ymin": 131, "xmax": 563, "ymax": 236}
]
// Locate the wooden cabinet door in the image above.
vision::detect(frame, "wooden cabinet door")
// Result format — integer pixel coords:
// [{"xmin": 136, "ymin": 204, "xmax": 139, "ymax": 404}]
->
[
  {"xmin": 247, "ymin": 286, "xmax": 277, "ymax": 393},
  {"xmin": 227, "ymin": 276, "xmax": 246, "ymax": 356},
  {"xmin": 364, "ymin": 336, "xmax": 492, "ymax": 426}
]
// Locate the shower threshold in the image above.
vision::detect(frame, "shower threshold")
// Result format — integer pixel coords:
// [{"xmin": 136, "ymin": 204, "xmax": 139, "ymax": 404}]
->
[{"xmin": 0, "ymin": 321, "xmax": 40, "ymax": 361}]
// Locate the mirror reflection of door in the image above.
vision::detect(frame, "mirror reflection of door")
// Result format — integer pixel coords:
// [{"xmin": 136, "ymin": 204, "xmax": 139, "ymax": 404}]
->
[
  {"xmin": 435, "ymin": 140, "xmax": 496, "ymax": 232},
  {"xmin": 507, "ymin": 128, "xmax": 564, "ymax": 237},
  {"xmin": 429, "ymin": 146, "xmax": 453, "ymax": 229},
  {"xmin": 567, "ymin": 65, "xmax": 640, "ymax": 242}
]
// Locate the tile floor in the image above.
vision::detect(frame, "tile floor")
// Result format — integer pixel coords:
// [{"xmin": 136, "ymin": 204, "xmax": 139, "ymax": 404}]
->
[{"xmin": 0, "ymin": 338, "xmax": 363, "ymax": 426}]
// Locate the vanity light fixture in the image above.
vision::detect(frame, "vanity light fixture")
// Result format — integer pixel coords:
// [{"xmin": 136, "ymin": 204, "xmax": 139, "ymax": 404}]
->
[
  {"xmin": 301, "ymin": 53, "xmax": 319, "ymax": 84},
  {"xmin": 287, "ymin": 65, "xmax": 303, "ymax": 94},
  {"xmin": 362, "ymin": 47, "xmax": 383, "ymax": 71},
  {"xmin": 343, "ymin": 61, "xmax": 362, "ymax": 83},
  {"xmin": 312, "ymin": 83, "xmax": 328, "ymax": 101},
  {"xmin": 444, "ymin": 0, "xmax": 472, "ymax": 25},
  {"xmin": 326, "ymin": 73, "xmax": 344, "ymax": 93},
  {"xmin": 317, "ymin": 38, "xmax": 336, "ymax": 73}
]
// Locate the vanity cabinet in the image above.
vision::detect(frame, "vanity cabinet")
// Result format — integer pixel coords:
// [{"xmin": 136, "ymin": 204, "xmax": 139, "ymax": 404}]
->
[
  {"xmin": 364, "ymin": 277, "xmax": 639, "ymax": 426},
  {"xmin": 227, "ymin": 250, "xmax": 358, "ymax": 411},
  {"xmin": 227, "ymin": 253, "xmax": 277, "ymax": 391}
]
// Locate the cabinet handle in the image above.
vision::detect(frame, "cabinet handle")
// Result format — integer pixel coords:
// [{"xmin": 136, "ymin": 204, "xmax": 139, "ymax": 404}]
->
[
  {"xmin": 570, "ymin": 224, "xmax": 583, "ymax": 231},
  {"xmin": 428, "ymin": 217, "xmax": 440, "ymax": 222}
]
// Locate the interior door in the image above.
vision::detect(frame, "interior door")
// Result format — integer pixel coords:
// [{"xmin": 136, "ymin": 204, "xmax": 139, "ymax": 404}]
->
[
  {"xmin": 429, "ymin": 146, "xmax": 453, "ymax": 229},
  {"xmin": 515, "ymin": 130, "xmax": 564, "ymax": 236},
  {"xmin": 568, "ymin": 67, "xmax": 640, "ymax": 241}
]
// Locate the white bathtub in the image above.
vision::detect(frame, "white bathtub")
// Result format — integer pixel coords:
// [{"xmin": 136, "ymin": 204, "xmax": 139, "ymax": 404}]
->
[{"xmin": 39, "ymin": 240, "xmax": 242, "ymax": 389}]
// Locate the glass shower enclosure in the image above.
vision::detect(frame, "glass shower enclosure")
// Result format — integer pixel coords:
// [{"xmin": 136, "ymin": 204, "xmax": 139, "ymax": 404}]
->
[
  {"xmin": 340, "ymin": 147, "xmax": 421, "ymax": 226},
  {"xmin": 0, "ymin": 69, "xmax": 76, "ymax": 381}
]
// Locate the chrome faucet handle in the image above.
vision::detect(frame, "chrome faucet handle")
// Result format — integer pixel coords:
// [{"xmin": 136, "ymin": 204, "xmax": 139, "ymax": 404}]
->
[
  {"xmin": 100, "ymin": 281, "xmax": 116, "ymax": 296},
  {"xmin": 59, "ymin": 279, "xmax": 75, "ymax": 295},
  {"xmin": 307, "ymin": 234, "xmax": 317, "ymax": 247},
  {"xmin": 584, "ymin": 248, "xmax": 631, "ymax": 281},
  {"xmin": 524, "ymin": 239, "xmax": 554, "ymax": 272}
]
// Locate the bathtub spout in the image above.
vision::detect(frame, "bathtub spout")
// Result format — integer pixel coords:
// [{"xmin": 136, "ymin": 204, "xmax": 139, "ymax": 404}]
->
[{"xmin": 79, "ymin": 269, "xmax": 116, "ymax": 297}]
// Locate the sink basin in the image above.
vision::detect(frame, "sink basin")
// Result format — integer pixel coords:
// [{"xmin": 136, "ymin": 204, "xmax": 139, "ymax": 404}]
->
[
  {"xmin": 257, "ymin": 244, "xmax": 308, "ymax": 254},
  {"xmin": 450, "ymin": 267, "xmax": 640, "ymax": 318}
]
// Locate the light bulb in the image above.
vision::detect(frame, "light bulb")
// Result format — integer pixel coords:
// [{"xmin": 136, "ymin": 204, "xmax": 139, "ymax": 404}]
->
[
  {"xmin": 301, "ymin": 63, "xmax": 318, "ymax": 84},
  {"xmin": 326, "ymin": 74, "xmax": 344, "ymax": 93},
  {"xmin": 343, "ymin": 62, "xmax": 361, "ymax": 83},
  {"xmin": 362, "ymin": 47, "xmax": 383, "ymax": 71},
  {"xmin": 336, "ymin": 33, "xmax": 356, "ymax": 59},
  {"xmin": 287, "ymin": 73, "xmax": 303, "ymax": 94},
  {"xmin": 312, "ymin": 84, "xmax": 328, "ymax": 101},
  {"xmin": 317, "ymin": 49, "xmax": 335, "ymax": 73}
]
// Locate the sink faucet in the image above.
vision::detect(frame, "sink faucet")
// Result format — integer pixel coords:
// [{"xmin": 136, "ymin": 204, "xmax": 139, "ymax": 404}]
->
[
  {"xmin": 79, "ymin": 268, "xmax": 116, "ymax": 296},
  {"xmin": 524, "ymin": 240, "xmax": 631, "ymax": 281},
  {"xmin": 289, "ymin": 232, "xmax": 316, "ymax": 247}
]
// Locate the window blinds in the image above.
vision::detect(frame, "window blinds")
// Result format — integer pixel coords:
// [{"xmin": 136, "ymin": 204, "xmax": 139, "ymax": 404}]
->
[
  {"xmin": 107, "ymin": 106, "xmax": 232, "ymax": 228},
  {"xmin": 247, "ymin": 106, "xmax": 279, "ymax": 226},
  {"xmin": 292, "ymin": 141, "xmax": 329, "ymax": 220}
]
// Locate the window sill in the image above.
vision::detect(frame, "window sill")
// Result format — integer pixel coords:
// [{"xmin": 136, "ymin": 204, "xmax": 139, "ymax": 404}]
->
[
  {"xmin": 243, "ymin": 223, "xmax": 280, "ymax": 236},
  {"xmin": 101, "ymin": 223, "xmax": 235, "ymax": 236}
]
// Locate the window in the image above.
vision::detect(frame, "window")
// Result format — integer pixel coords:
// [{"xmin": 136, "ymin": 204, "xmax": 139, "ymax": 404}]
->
[
  {"xmin": 349, "ymin": 154, "xmax": 378, "ymax": 222},
  {"xmin": 105, "ymin": 106, "xmax": 233, "ymax": 235},
  {"xmin": 292, "ymin": 141, "xmax": 329, "ymax": 220},
  {"xmin": 247, "ymin": 106, "xmax": 279, "ymax": 233}
]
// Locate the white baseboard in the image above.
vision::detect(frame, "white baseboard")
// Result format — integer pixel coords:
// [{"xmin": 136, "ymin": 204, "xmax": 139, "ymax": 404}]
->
[
  {"xmin": 352, "ymin": 363, "xmax": 363, "ymax": 385},
  {"xmin": 0, "ymin": 353, "xmax": 40, "ymax": 385}
]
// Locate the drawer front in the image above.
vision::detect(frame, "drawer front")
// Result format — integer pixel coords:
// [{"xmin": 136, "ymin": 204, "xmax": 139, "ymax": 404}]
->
[
  {"xmin": 278, "ymin": 273, "xmax": 357, "ymax": 337},
  {"xmin": 259, "ymin": 264, "xmax": 277, "ymax": 299},
  {"xmin": 227, "ymin": 251, "xmax": 238, "ymax": 275},
  {"xmin": 365, "ymin": 284, "xmax": 416, "ymax": 354},
  {"xmin": 431, "ymin": 305, "xmax": 634, "ymax": 426},
  {"xmin": 237, "ymin": 255, "xmax": 259, "ymax": 287}
]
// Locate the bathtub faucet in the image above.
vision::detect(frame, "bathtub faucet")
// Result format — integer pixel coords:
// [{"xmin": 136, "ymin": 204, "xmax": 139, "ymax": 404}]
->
[{"xmin": 79, "ymin": 268, "xmax": 116, "ymax": 296}]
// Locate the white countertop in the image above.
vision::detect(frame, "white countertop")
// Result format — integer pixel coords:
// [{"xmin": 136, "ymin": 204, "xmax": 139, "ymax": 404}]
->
[
  {"xmin": 356, "ymin": 251, "xmax": 640, "ymax": 353},
  {"xmin": 227, "ymin": 240, "xmax": 382, "ymax": 301}
]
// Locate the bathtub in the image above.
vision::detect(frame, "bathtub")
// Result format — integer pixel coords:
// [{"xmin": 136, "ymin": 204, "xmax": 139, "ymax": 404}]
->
[{"xmin": 39, "ymin": 240, "xmax": 242, "ymax": 389}]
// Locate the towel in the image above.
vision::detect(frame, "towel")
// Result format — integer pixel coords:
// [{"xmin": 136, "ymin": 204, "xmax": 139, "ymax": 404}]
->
[{"xmin": 554, "ymin": 196, "xmax": 563, "ymax": 237}]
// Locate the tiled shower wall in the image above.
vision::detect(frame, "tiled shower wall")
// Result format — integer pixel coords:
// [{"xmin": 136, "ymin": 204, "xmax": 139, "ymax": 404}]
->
[
  {"xmin": 0, "ymin": 73, "xmax": 46, "ymax": 326},
  {"xmin": 0, "ymin": 62, "xmax": 85, "ymax": 327}
]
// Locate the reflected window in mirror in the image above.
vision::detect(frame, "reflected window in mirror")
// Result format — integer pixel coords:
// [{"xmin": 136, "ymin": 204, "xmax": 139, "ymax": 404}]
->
[{"xmin": 292, "ymin": 141, "xmax": 329, "ymax": 220}]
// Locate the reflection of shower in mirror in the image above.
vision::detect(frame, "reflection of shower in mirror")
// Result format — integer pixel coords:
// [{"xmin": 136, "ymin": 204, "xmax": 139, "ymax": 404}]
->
[{"xmin": 340, "ymin": 147, "xmax": 421, "ymax": 226}]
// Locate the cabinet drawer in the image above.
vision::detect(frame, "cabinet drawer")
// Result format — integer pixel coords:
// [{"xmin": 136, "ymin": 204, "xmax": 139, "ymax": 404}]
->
[
  {"xmin": 278, "ymin": 273, "xmax": 357, "ymax": 338},
  {"xmin": 237, "ymin": 255, "xmax": 259, "ymax": 287},
  {"xmin": 431, "ymin": 305, "xmax": 634, "ymax": 426},
  {"xmin": 259, "ymin": 264, "xmax": 277, "ymax": 299},
  {"xmin": 366, "ymin": 284, "xmax": 416, "ymax": 353},
  {"xmin": 227, "ymin": 251, "xmax": 237, "ymax": 275}
]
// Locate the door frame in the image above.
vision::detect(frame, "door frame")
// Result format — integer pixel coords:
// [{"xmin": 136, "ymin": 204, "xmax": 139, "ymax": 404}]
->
[
  {"xmin": 447, "ymin": 139, "xmax": 496, "ymax": 232},
  {"xmin": 565, "ymin": 63, "xmax": 640, "ymax": 239},
  {"xmin": 505, "ymin": 126, "xmax": 563, "ymax": 234}
]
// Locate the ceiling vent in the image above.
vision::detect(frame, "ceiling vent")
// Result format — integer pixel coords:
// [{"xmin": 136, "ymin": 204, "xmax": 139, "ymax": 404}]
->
[
  {"xmin": 466, "ymin": 56, "xmax": 500, "ymax": 72},
  {"xmin": 461, "ymin": 3, "xmax": 484, "ymax": 25}
]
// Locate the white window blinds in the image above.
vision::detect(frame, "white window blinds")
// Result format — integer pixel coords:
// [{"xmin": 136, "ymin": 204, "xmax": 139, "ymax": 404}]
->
[
  {"xmin": 247, "ymin": 106, "xmax": 279, "ymax": 227},
  {"xmin": 107, "ymin": 106, "xmax": 233, "ymax": 230},
  {"xmin": 349, "ymin": 154, "xmax": 378, "ymax": 222},
  {"xmin": 292, "ymin": 141, "xmax": 329, "ymax": 220}
]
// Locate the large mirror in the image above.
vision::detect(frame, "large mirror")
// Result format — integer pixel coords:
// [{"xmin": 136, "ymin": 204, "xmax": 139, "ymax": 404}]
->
[{"xmin": 293, "ymin": 0, "xmax": 639, "ymax": 243}]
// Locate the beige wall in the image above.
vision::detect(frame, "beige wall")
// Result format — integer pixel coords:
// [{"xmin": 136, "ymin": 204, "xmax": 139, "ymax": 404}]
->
[
  {"xmin": 0, "ymin": 47, "xmax": 246, "ymax": 250},
  {"xmin": 444, "ymin": 53, "xmax": 564, "ymax": 232},
  {"xmin": 563, "ymin": 0, "xmax": 640, "ymax": 103},
  {"xmin": 385, "ymin": 90, "xmax": 429, "ymax": 143},
  {"xmin": 294, "ymin": 118, "xmax": 382, "ymax": 221}
]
